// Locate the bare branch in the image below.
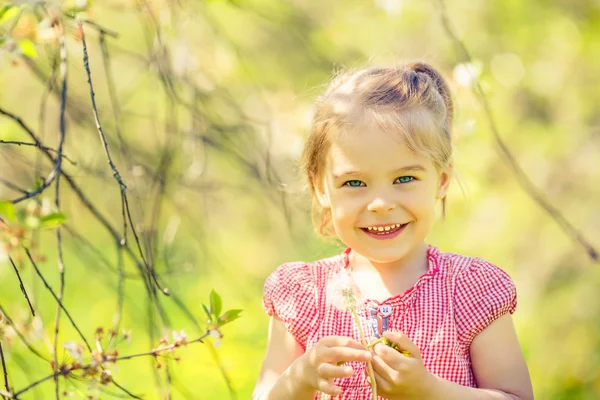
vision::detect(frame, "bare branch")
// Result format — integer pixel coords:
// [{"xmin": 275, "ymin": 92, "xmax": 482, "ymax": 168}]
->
[
  {"xmin": 24, "ymin": 248, "xmax": 91, "ymax": 352},
  {"xmin": 0, "ymin": 343, "xmax": 10, "ymax": 399},
  {"xmin": 434, "ymin": 0, "xmax": 598, "ymax": 262},
  {"xmin": 9, "ymin": 332, "xmax": 210, "ymax": 398},
  {"xmin": 51, "ymin": 18, "xmax": 69, "ymax": 399},
  {"xmin": 79, "ymin": 21, "xmax": 168, "ymax": 296},
  {"xmin": 8, "ymin": 257, "xmax": 35, "ymax": 316},
  {"xmin": 0, "ymin": 179, "xmax": 28, "ymax": 195},
  {"xmin": 0, "ymin": 141, "xmax": 75, "ymax": 165},
  {"xmin": 0, "ymin": 304, "xmax": 48, "ymax": 363}
]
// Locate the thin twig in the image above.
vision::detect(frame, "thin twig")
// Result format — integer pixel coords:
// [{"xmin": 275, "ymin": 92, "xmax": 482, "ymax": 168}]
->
[
  {"xmin": 10, "ymin": 333, "xmax": 210, "ymax": 397},
  {"xmin": 24, "ymin": 248, "xmax": 91, "ymax": 352},
  {"xmin": 111, "ymin": 379, "xmax": 144, "ymax": 400},
  {"xmin": 0, "ymin": 107, "xmax": 153, "ymax": 293},
  {"xmin": 7, "ymin": 21, "xmax": 68, "ymax": 207},
  {"xmin": 10, "ymin": 371, "xmax": 58, "ymax": 398},
  {"xmin": 80, "ymin": 19, "xmax": 119, "ymax": 38},
  {"xmin": 435, "ymin": 0, "xmax": 598, "ymax": 262},
  {"xmin": 0, "ymin": 304, "xmax": 48, "ymax": 363},
  {"xmin": 0, "ymin": 343, "xmax": 10, "ymax": 399},
  {"xmin": 79, "ymin": 21, "xmax": 168, "ymax": 295},
  {"xmin": 0, "ymin": 141, "xmax": 76, "ymax": 165},
  {"xmin": 0, "ymin": 179, "xmax": 27, "ymax": 195},
  {"xmin": 97, "ymin": 27, "xmax": 148, "ymax": 332},
  {"xmin": 51, "ymin": 17, "xmax": 69, "ymax": 400},
  {"xmin": 8, "ymin": 257, "xmax": 35, "ymax": 316}
]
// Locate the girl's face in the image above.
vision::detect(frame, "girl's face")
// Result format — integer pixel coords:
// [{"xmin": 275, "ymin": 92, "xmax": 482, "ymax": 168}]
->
[{"xmin": 316, "ymin": 123, "xmax": 451, "ymax": 267}]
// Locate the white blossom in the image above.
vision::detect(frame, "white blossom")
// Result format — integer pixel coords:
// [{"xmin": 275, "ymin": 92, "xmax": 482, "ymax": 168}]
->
[{"xmin": 63, "ymin": 341, "xmax": 85, "ymax": 363}]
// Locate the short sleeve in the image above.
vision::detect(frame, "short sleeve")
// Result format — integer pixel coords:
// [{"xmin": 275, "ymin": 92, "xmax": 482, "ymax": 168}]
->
[
  {"xmin": 262, "ymin": 262, "xmax": 318, "ymax": 349},
  {"xmin": 454, "ymin": 258, "xmax": 517, "ymax": 345}
]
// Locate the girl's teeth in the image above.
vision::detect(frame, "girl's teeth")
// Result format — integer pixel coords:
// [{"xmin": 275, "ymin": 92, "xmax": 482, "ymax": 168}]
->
[{"xmin": 366, "ymin": 223, "xmax": 403, "ymax": 233}]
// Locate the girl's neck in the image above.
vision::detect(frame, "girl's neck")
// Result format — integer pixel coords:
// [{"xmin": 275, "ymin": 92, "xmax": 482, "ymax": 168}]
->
[{"xmin": 349, "ymin": 242, "xmax": 429, "ymax": 277}]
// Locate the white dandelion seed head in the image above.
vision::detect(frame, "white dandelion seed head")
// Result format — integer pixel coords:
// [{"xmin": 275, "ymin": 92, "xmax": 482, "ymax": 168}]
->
[{"xmin": 326, "ymin": 269, "xmax": 363, "ymax": 312}]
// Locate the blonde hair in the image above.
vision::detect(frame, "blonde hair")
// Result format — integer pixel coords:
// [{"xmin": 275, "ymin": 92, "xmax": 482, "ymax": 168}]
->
[{"xmin": 301, "ymin": 62, "xmax": 454, "ymax": 236}]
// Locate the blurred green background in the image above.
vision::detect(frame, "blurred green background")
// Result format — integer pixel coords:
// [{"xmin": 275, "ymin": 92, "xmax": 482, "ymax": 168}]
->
[{"xmin": 0, "ymin": 0, "xmax": 599, "ymax": 398}]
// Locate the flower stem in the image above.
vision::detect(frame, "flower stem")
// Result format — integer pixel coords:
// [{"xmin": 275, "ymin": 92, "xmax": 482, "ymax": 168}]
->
[{"xmin": 351, "ymin": 307, "xmax": 377, "ymax": 400}]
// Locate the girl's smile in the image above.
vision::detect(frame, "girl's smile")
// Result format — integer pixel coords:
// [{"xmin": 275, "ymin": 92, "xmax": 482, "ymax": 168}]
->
[{"xmin": 360, "ymin": 222, "xmax": 409, "ymax": 240}]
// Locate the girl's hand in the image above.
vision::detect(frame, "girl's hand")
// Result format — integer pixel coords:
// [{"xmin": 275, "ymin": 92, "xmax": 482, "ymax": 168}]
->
[
  {"xmin": 297, "ymin": 336, "xmax": 372, "ymax": 397},
  {"xmin": 370, "ymin": 331, "xmax": 435, "ymax": 400}
]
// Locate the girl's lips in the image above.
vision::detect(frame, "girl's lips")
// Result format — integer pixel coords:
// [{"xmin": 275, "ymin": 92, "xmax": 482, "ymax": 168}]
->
[{"xmin": 360, "ymin": 223, "xmax": 408, "ymax": 240}]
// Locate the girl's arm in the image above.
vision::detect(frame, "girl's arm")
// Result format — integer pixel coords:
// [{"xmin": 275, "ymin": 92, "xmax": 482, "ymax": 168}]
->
[
  {"xmin": 252, "ymin": 317, "xmax": 315, "ymax": 400},
  {"xmin": 252, "ymin": 317, "xmax": 373, "ymax": 400},
  {"xmin": 428, "ymin": 314, "xmax": 533, "ymax": 399}
]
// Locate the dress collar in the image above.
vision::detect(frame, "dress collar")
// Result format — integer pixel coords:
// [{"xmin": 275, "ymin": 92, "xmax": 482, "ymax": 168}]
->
[{"xmin": 340, "ymin": 245, "xmax": 442, "ymax": 306}]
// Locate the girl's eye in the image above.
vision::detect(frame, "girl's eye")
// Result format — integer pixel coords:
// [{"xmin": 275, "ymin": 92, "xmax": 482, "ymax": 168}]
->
[
  {"xmin": 344, "ymin": 180, "xmax": 365, "ymax": 187},
  {"xmin": 395, "ymin": 176, "xmax": 415, "ymax": 184}
]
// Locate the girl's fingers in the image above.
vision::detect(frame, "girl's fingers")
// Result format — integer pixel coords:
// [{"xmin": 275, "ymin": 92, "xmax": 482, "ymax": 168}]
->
[
  {"xmin": 372, "ymin": 370, "xmax": 392, "ymax": 394},
  {"xmin": 317, "ymin": 363, "xmax": 354, "ymax": 380},
  {"xmin": 382, "ymin": 331, "xmax": 421, "ymax": 360},
  {"xmin": 316, "ymin": 379, "xmax": 342, "ymax": 396},
  {"xmin": 373, "ymin": 342, "xmax": 408, "ymax": 371},
  {"xmin": 322, "ymin": 336, "xmax": 366, "ymax": 350},
  {"xmin": 370, "ymin": 352, "xmax": 398, "ymax": 382},
  {"xmin": 323, "ymin": 346, "xmax": 372, "ymax": 363}
]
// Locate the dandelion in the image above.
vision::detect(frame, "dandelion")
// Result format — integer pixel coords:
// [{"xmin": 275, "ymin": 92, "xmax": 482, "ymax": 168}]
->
[
  {"xmin": 326, "ymin": 269, "xmax": 378, "ymax": 400},
  {"xmin": 326, "ymin": 269, "xmax": 363, "ymax": 312}
]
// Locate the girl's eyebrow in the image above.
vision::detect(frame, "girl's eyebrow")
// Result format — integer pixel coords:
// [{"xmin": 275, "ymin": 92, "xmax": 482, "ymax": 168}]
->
[
  {"xmin": 332, "ymin": 164, "xmax": 426, "ymax": 179},
  {"xmin": 393, "ymin": 164, "xmax": 426, "ymax": 173}
]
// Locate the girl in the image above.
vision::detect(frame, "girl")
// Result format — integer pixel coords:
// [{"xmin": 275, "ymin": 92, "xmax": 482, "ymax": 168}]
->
[{"xmin": 252, "ymin": 63, "xmax": 533, "ymax": 400}]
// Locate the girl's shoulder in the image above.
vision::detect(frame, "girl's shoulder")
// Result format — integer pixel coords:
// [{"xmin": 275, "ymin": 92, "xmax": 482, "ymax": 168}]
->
[
  {"xmin": 433, "ymin": 247, "xmax": 514, "ymax": 287},
  {"xmin": 262, "ymin": 251, "xmax": 346, "ymax": 348},
  {"xmin": 265, "ymin": 250, "xmax": 348, "ymax": 289},
  {"xmin": 432, "ymin": 248, "xmax": 517, "ymax": 342}
]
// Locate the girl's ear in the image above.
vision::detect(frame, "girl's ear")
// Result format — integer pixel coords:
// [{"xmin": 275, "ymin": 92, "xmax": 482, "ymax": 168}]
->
[{"xmin": 436, "ymin": 162, "xmax": 453, "ymax": 199}]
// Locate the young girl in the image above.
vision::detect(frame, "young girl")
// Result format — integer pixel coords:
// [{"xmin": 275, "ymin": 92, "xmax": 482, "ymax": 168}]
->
[{"xmin": 252, "ymin": 63, "xmax": 533, "ymax": 400}]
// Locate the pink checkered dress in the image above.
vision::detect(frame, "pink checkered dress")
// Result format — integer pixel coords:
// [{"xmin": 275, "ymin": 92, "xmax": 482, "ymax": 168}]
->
[{"xmin": 262, "ymin": 245, "xmax": 517, "ymax": 399}]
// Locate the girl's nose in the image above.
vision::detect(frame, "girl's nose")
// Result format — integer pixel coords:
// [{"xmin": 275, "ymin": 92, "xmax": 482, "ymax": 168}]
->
[{"xmin": 367, "ymin": 195, "xmax": 396, "ymax": 214}]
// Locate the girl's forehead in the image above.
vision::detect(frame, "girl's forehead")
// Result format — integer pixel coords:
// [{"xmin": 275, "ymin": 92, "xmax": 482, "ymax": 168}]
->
[{"xmin": 325, "ymin": 127, "xmax": 434, "ymax": 172}]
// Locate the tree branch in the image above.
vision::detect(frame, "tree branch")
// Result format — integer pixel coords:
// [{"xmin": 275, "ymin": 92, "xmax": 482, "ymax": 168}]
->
[
  {"xmin": 9, "ymin": 332, "xmax": 210, "ymax": 398},
  {"xmin": 0, "ymin": 343, "xmax": 10, "ymax": 399},
  {"xmin": 0, "ymin": 141, "xmax": 75, "ymax": 165},
  {"xmin": 8, "ymin": 256, "xmax": 35, "ymax": 316},
  {"xmin": 434, "ymin": 0, "xmax": 598, "ymax": 262},
  {"xmin": 24, "ymin": 248, "xmax": 91, "ymax": 352},
  {"xmin": 79, "ymin": 21, "xmax": 168, "ymax": 296}
]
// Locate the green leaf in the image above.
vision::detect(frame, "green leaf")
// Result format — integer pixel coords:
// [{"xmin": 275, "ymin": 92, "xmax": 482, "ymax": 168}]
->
[
  {"xmin": 0, "ymin": 201, "xmax": 16, "ymax": 221},
  {"xmin": 18, "ymin": 39, "xmax": 37, "ymax": 59},
  {"xmin": 201, "ymin": 304, "xmax": 213, "ymax": 322},
  {"xmin": 39, "ymin": 212, "xmax": 67, "ymax": 229},
  {"xmin": 209, "ymin": 290, "xmax": 222, "ymax": 318},
  {"xmin": 217, "ymin": 309, "xmax": 242, "ymax": 327},
  {"xmin": 0, "ymin": 5, "xmax": 18, "ymax": 25}
]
